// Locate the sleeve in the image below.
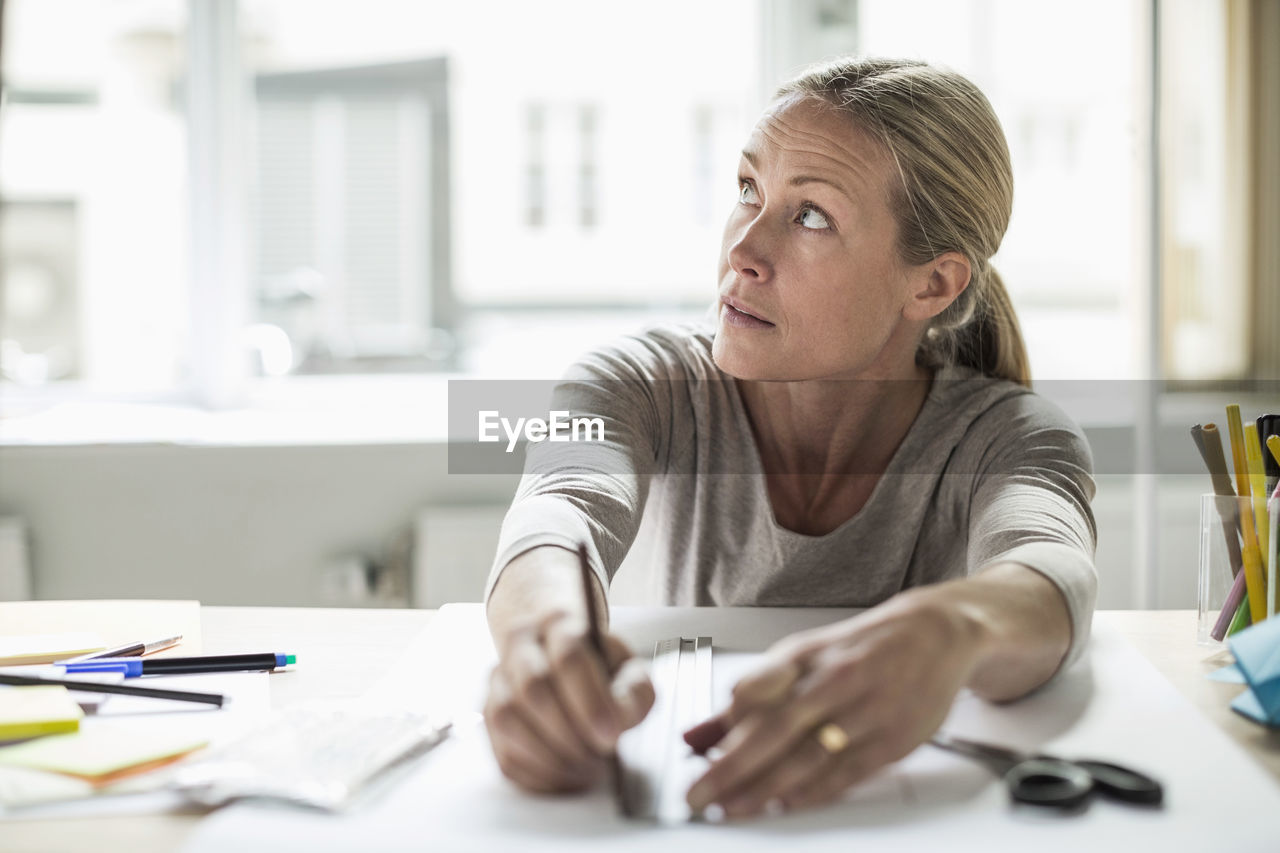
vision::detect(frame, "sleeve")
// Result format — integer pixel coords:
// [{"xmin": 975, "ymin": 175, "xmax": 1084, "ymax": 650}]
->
[
  {"xmin": 483, "ymin": 329, "xmax": 686, "ymax": 601},
  {"xmin": 965, "ymin": 393, "xmax": 1099, "ymax": 674}
]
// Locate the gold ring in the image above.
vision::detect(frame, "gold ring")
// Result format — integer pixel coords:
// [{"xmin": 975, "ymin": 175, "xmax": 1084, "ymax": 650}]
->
[{"xmin": 815, "ymin": 722, "xmax": 851, "ymax": 755}]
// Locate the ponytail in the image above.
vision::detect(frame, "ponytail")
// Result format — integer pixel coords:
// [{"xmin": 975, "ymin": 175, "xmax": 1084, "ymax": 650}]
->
[
  {"xmin": 954, "ymin": 266, "xmax": 1031, "ymax": 387},
  {"xmin": 917, "ymin": 264, "xmax": 1031, "ymax": 387}
]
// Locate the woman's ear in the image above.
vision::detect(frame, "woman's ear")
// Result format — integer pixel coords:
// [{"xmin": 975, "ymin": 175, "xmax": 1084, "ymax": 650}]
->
[{"xmin": 904, "ymin": 252, "xmax": 971, "ymax": 321}]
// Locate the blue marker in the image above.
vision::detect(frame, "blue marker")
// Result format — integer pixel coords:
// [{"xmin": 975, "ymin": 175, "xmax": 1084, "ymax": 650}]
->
[
  {"xmin": 62, "ymin": 653, "xmax": 295, "ymax": 677},
  {"xmin": 56, "ymin": 661, "xmax": 136, "ymax": 676}
]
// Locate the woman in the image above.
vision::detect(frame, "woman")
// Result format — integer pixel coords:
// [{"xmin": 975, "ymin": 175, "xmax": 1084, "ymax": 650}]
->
[{"xmin": 482, "ymin": 57, "xmax": 1096, "ymax": 818}]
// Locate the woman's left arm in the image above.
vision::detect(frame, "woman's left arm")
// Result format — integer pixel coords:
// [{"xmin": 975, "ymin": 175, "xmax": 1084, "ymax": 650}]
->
[
  {"xmin": 682, "ymin": 566, "xmax": 1069, "ymax": 818},
  {"xmin": 920, "ymin": 560, "xmax": 1072, "ymax": 701},
  {"xmin": 684, "ymin": 397, "xmax": 1096, "ymax": 818}
]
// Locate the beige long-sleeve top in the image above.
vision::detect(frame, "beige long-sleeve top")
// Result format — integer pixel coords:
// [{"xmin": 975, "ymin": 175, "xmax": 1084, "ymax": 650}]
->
[{"xmin": 486, "ymin": 323, "xmax": 1098, "ymax": 667}]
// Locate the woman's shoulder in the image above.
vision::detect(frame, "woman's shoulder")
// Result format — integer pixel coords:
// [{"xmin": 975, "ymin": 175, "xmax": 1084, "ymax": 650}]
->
[
  {"xmin": 932, "ymin": 364, "xmax": 1092, "ymax": 471},
  {"xmin": 931, "ymin": 364, "xmax": 1079, "ymax": 427},
  {"xmin": 562, "ymin": 320, "xmax": 721, "ymax": 383}
]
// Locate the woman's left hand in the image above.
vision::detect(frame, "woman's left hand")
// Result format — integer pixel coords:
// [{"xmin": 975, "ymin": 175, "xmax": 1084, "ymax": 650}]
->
[{"xmin": 683, "ymin": 590, "xmax": 986, "ymax": 819}]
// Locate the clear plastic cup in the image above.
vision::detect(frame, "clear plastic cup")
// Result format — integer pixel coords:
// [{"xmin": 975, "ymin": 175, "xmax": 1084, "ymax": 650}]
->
[{"xmin": 1198, "ymin": 492, "xmax": 1272, "ymax": 644}]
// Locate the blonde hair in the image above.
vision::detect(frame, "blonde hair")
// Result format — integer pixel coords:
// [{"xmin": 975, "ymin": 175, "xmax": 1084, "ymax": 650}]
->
[{"xmin": 775, "ymin": 57, "xmax": 1030, "ymax": 387}]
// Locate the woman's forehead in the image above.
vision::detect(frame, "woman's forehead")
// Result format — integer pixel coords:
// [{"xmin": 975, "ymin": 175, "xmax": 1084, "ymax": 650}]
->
[{"xmin": 743, "ymin": 97, "xmax": 892, "ymax": 198}]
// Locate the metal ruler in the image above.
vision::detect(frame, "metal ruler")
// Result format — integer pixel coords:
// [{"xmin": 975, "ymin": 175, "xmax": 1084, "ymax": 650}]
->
[{"xmin": 618, "ymin": 636, "xmax": 713, "ymax": 823}]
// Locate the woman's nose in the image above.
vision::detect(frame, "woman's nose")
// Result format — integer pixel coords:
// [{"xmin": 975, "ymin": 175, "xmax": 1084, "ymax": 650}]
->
[{"xmin": 725, "ymin": 217, "xmax": 773, "ymax": 283}]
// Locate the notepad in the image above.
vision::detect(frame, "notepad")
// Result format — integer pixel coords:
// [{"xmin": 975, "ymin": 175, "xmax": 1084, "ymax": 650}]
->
[
  {"xmin": 0, "ymin": 686, "xmax": 83, "ymax": 741},
  {"xmin": 0, "ymin": 633, "xmax": 106, "ymax": 666},
  {"xmin": 0, "ymin": 725, "xmax": 209, "ymax": 786}
]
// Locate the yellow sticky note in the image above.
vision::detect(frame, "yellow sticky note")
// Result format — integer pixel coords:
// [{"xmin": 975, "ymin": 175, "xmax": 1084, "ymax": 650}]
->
[
  {"xmin": 0, "ymin": 686, "xmax": 83, "ymax": 741},
  {"xmin": 0, "ymin": 725, "xmax": 207, "ymax": 781}
]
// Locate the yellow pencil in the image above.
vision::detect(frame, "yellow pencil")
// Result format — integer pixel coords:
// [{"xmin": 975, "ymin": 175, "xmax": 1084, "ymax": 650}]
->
[
  {"xmin": 1237, "ymin": 509, "xmax": 1267, "ymax": 624},
  {"xmin": 1245, "ymin": 425, "xmax": 1271, "ymax": 617},
  {"xmin": 1226, "ymin": 406, "xmax": 1250, "ymax": 496},
  {"xmin": 1227, "ymin": 406, "xmax": 1266, "ymax": 623},
  {"xmin": 1268, "ymin": 434, "xmax": 1280, "ymax": 468}
]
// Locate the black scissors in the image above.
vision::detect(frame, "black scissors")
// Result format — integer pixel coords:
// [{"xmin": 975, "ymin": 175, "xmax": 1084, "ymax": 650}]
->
[{"xmin": 929, "ymin": 732, "xmax": 1164, "ymax": 810}]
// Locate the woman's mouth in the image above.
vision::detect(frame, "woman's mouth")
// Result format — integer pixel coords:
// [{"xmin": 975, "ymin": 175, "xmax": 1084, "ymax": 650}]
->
[{"xmin": 721, "ymin": 300, "xmax": 775, "ymax": 329}]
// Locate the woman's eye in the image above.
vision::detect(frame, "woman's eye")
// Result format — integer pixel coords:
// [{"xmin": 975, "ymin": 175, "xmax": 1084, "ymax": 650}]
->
[
  {"xmin": 797, "ymin": 206, "xmax": 830, "ymax": 230},
  {"xmin": 738, "ymin": 181, "xmax": 759, "ymax": 205}
]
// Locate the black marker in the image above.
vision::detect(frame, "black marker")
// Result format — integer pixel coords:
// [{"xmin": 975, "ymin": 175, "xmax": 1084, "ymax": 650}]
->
[
  {"xmin": 63, "ymin": 653, "xmax": 295, "ymax": 677},
  {"xmin": 0, "ymin": 673, "xmax": 225, "ymax": 707}
]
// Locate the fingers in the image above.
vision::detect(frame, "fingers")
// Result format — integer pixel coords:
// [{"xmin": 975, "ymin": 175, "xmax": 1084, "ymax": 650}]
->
[
  {"xmin": 485, "ymin": 667, "xmax": 602, "ymax": 792},
  {"xmin": 730, "ymin": 655, "xmax": 804, "ymax": 708},
  {"xmin": 493, "ymin": 732, "xmax": 605, "ymax": 794},
  {"xmin": 543, "ymin": 622, "xmax": 623, "ymax": 752},
  {"xmin": 684, "ymin": 620, "xmax": 931, "ymax": 818},
  {"xmin": 501, "ymin": 634, "xmax": 597, "ymax": 764},
  {"xmin": 610, "ymin": 656, "xmax": 656, "ymax": 728},
  {"xmin": 601, "ymin": 633, "xmax": 636, "ymax": 672},
  {"xmin": 716, "ymin": 712, "xmax": 902, "ymax": 818},
  {"xmin": 683, "ymin": 643, "xmax": 809, "ymax": 755},
  {"xmin": 686, "ymin": 663, "xmax": 872, "ymax": 813},
  {"xmin": 781, "ymin": 738, "xmax": 900, "ymax": 812},
  {"xmin": 686, "ymin": 701, "xmax": 826, "ymax": 812},
  {"xmin": 498, "ymin": 752, "xmax": 575, "ymax": 794},
  {"xmin": 692, "ymin": 709, "xmax": 904, "ymax": 820},
  {"xmin": 718, "ymin": 727, "xmax": 845, "ymax": 818},
  {"xmin": 683, "ymin": 716, "xmax": 728, "ymax": 755},
  {"xmin": 486, "ymin": 619, "xmax": 652, "ymax": 794}
]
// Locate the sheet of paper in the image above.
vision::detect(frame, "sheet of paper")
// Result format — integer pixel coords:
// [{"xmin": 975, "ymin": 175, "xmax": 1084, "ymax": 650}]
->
[
  {"xmin": 183, "ymin": 605, "xmax": 1280, "ymax": 852},
  {"xmin": 0, "ymin": 632, "xmax": 106, "ymax": 666},
  {"xmin": 0, "ymin": 600, "xmax": 202, "ymax": 655}
]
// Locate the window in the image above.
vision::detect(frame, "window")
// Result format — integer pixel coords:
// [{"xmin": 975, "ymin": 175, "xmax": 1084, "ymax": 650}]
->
[
  {"xmin": 849, "ymin": 0, "xmax": 1147, "ymax": 380},
  {"xmin": 251, "ymin": 59, "xmax": 452, "ymax": 374},
  {"xmin": 1, "ymin": 0, "xmax": 188, "ymax": 393},
  {"xmin": 1, "ymin": 0, "xmax": 1272, "ymax": 402}
]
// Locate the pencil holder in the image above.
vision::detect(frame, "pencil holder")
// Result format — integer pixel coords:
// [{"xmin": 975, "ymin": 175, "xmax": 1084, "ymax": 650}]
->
[{"xmin": 1198, "ymin": 493, "xmax": 1271, "ymax": 644}]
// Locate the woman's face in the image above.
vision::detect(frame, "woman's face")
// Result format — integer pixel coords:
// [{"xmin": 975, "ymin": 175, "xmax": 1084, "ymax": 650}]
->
[{"xmin": 712, "ymin": 96, "xmax": 930, "ymax": 382}]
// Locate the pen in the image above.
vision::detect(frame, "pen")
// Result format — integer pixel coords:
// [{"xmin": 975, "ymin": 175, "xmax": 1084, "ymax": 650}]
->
[
  {"xmin": 57, "ymin": 634, "xmax": 183, "ymax": 664},
  {"xmin": 578, "ymin": 542, "xmax": 630, "ymax": 818},
  {"xmin": 0, "ymin": 673, "xmax": 226, "ymax": 707},
  {"xmin": 62, "ymin": 653, "xmax": 296, "ymax": 677},
  {"xmin": 1258, "ymin": 414, "xmax": 1279, "ymax": 496}
]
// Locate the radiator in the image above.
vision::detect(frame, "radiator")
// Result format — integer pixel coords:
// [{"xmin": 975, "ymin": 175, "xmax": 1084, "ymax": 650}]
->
[
  {"xmin": 412, "ymin": 505, "xmax": 508, "ymax": 608},
  {"xmin": 0, "ymin": 517, "xmax": 32, "ymax": 600},
  {"xmin": 412, "ymin": 503, "xmax": 660, "ymax": 609}
]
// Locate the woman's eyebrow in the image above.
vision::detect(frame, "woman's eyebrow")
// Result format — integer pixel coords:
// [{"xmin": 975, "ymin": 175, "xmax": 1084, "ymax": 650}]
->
[{"xmin": 741, "ymin": 150, "xmax": 856, "ymax": 200}]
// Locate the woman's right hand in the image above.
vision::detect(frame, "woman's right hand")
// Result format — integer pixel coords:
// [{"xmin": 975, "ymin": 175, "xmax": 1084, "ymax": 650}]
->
[{"xmin": 484, "ymin": 609, "xmax": 655, "ymax": 793}]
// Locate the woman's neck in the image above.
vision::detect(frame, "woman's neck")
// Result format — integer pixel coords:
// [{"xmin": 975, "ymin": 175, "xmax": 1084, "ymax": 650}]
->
[
  {"xmin": 738, "ymin": 362, "xmax": 933, "ymax": 479},
  {"xmin": 737, "ymin": 363, "xmax": 934, "ymax": 535}
]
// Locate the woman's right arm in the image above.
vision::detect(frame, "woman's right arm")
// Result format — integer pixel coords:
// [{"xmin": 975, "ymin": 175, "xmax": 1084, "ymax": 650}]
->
[
  {"xmin": 482, "ymin": 327, "xmax": 696, "ymax": 791},
  {"xmin": 484, "ymin": 544, "xmax": 654, "ymax": 793}
]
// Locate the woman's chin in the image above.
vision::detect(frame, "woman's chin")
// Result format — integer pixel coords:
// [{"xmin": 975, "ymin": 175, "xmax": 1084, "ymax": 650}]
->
[{"xmin": 712, "ymin": 343, "xmax": 779, "ymax": 381}]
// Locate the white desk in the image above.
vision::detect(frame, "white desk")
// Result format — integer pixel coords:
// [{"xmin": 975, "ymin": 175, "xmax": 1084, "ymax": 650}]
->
[{"xmin": 1, "ymin": 605, "xmax": 1276, "ymax": 853}]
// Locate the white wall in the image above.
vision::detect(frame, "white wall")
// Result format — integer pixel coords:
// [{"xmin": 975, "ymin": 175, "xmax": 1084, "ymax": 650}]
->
[
  {"xmin": 0, "ymin": 443, "xmax": 516, "ymax": 605},
  {"xmin": 0, "ymin": 435, "xmax": 1215, "ymax": 610}
]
